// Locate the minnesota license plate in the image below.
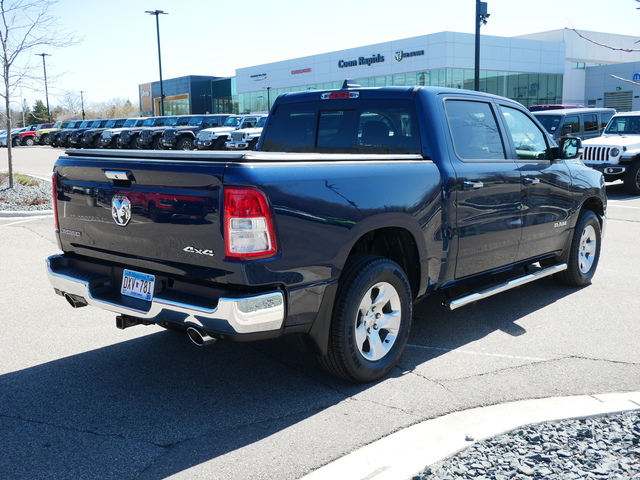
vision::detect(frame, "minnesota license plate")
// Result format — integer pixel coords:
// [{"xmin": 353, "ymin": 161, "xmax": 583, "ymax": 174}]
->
[{"xmin": 121, "ymin": 269, "xmax": 155, "ymax": 301}]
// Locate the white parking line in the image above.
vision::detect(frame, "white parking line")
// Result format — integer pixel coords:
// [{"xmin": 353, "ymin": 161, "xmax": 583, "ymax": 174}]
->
[
  {"xmin": 406, "ymin": 344, "xmax": 547, "ymax": 362},
  {"xmin": 607, "ymin": 202, "xmax": 640, "ymax": 209},
  {"xmin": 0, "ymin": 216, "xmax": 50, "ymax": 227}
]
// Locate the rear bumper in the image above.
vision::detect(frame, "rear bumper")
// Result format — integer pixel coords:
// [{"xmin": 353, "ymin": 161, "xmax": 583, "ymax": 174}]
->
[{"xmin": 46, "ymin": 254, "xmax": 285, "ymax": 335}]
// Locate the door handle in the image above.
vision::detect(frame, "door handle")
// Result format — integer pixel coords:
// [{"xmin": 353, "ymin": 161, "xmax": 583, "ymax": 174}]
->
[
  {"xmin": 523, "ymin": 177, "xmax": 540, "ymax": 186},
  {"xmin": 462, "ymin": 181, "xmax": 484, "ymax": 190}
]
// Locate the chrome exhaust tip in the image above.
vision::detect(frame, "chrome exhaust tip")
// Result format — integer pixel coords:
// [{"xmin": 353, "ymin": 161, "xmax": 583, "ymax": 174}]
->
[
  {"xmin": 187, "ymin": 327, "xmax": 217, "ymax": 347},
  {"xmin": 64, "ymin": 293, "xmax": 88, "ymax": 309}
]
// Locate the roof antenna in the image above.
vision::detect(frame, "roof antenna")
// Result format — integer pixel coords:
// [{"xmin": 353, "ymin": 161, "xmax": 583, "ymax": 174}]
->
[{"xmin": 341, "ymin": 79, "xmax": 361, "ymax": 89}]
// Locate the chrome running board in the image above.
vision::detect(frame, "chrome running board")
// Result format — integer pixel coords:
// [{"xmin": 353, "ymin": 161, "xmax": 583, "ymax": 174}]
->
[{"xmin": 444, "ymin": 263, "xmax": 567, "ymax": 311}]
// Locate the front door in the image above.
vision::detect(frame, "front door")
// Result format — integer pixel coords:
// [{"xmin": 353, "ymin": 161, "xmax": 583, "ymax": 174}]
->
[{"xmin": 498, "ymin": 105, "xmax": 574, "ymax": 261}]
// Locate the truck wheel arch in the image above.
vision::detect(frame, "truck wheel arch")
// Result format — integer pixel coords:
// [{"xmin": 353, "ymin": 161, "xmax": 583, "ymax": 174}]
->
[
  {"xmin": 345, "ymin": 226, "xmax": 422, "ymax": 299},
  {"xmin": 305, "ymin": 223, "xmax": 425, "ymax": 358}
]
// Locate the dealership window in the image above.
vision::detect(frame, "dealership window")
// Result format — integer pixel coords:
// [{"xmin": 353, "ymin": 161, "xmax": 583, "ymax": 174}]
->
[{"xmin": 238, "ymin": 70, "xmax": 563, "ymax": 113}]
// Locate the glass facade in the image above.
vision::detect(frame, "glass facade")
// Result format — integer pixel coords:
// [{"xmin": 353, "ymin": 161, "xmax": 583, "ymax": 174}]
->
[{"xmin": 238, "ymin": 69, "xmax": 563, "ymax": 113}]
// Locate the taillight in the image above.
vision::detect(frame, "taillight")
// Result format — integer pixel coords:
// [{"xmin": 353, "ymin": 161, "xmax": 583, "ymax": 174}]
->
[
  {"xmin": 52, "ymin": 172, "xmax": 60, "ymax": 232},
  {"xmin": 224, "ymin": 186, "xmax": 278, "ymax": 260}
]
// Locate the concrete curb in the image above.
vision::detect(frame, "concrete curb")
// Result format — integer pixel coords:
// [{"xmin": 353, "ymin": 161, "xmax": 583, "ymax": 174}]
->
[
  {"xmin": 300, "ymin": 392, "xmax": 640, "ymax": 480},
  {"xmin": 0, "ymin": 209, "xmax": 53, "ymax": 218}
]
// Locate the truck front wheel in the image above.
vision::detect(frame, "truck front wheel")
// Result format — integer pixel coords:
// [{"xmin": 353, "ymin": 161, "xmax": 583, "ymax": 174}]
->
[
  {"xmin": 623, "ymin": 161, "xmax": 640, "ymax": 196},
  {"xmin": 319, "ymin": 255, "xmax": 412, "ymax": 383},
  {"xmin": 555, "ymin": 210, "xmax": 601, "ymax": 287}
]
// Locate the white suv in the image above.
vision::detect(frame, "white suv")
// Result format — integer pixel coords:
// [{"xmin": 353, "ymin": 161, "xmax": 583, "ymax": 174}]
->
[
  {"xmin": 225, "ymin": 115, "xmax": 268, "ymax": 150},
  {"xmin": 194, "ymin": 115, "xmax": 263, "ymax": 150}
]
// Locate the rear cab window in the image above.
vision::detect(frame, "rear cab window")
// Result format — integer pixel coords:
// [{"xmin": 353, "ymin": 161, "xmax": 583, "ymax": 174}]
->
[{"xmin": 261, "ymin": 99, "xmax": 421, "ymax": 154}]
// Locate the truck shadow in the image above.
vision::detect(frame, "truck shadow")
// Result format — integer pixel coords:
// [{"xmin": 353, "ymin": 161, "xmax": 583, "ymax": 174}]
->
[{"xmin": 0, "ymin": 277, "xmax": 584, "ymax": 479}]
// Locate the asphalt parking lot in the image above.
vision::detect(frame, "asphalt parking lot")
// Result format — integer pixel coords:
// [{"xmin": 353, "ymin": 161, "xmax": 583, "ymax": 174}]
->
[{"xmin": 1, "ymin": 147, "xmax": 639, "ymax": 479}]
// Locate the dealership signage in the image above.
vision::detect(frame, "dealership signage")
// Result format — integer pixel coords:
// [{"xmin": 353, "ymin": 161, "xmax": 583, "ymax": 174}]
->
[
  {"xmin": 291, "ymin": 68, "xmax": 311, "ymax": 75},
  {"xmin": 395, "ymin": 49, "xmax": 425, "ymax": 62},
  {"xmin": 251, "ymin": 73, "xmax": 268, "ymax": 81},
  {"xmin": 338, "ymin": 54, "xmax": 385, "ymax": 68}
]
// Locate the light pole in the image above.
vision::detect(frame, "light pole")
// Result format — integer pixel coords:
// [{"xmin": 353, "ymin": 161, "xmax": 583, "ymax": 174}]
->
[
  {"xmin": 80, "ymin": 91, "xmax": 86, "ymax": 119},
  {"xmin": 35, "ymin": 53, "xmax": 52, "ymax": 122},
  {"xmin": 474, "ymin": 1, "xmax": 490, "ymax": 92},
  {"xmin": 145, "ymin": 10, "xmax": 168, "ymax": 116}
]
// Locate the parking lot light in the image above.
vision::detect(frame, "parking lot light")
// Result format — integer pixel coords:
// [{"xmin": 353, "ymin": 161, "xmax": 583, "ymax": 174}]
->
[{"xmin": 145, "ymin": 10, "xmax": 168, "ymax": 116}]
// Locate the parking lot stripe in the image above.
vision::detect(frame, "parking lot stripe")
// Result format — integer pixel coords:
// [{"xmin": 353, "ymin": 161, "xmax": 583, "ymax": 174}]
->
[{"xmin": 406, "ymin": 344, "xmax": 547, "ymax": 361}]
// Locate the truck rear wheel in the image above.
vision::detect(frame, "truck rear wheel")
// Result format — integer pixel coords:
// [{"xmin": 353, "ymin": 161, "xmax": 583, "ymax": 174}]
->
[
  {"xmin": 555, "ymin": 210, "xmax": 601, "ymax": 287},
  {"xmin": 319, "ymin": 255, "xmax": 412, "ymax": 383},
  {"xmin": 623, "ymin": 161, "xmax": 640, "ymax": 196}
]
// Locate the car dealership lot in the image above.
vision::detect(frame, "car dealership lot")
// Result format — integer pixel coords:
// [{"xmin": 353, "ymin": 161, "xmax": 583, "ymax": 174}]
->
[{"xmin": 1, "ymin": 148, "xmax": 639, "ymax": 479}]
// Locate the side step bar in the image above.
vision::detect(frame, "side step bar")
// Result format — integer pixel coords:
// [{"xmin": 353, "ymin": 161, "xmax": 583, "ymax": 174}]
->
[{"xmin": 444, "ymin": 263, "xmax": 567, "ymax": 311}]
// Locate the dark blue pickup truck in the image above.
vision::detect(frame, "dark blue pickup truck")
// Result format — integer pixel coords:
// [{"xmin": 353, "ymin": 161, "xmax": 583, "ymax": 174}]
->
[{"xmin": 46, "ymin": 81, "xmax": 606, "ymax": 382}]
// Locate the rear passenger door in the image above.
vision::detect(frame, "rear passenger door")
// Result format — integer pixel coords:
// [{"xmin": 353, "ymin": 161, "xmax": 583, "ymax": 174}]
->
[
  {"xmin": 445, "ymin": 98, "xmax": 523, "ymax": 279},
  {"xmin": 498, "ymin": 105, "xmax": 573, "ymax": 262}
]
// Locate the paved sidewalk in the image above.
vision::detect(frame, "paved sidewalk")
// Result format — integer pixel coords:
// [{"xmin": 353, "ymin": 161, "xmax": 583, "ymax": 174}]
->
[{"xmin": 301, "ymin": 392, "xmax": 640, "ymax": 480}]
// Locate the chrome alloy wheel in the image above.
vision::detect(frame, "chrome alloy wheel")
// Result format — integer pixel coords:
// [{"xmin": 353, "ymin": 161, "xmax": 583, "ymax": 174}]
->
[
  {"xmin": 578, "ymin": 224, "xmax": 597, "ymax": 274},
  {"xmin": 355, "ymin": 281, "xmax": 402, "ymax": 361}
]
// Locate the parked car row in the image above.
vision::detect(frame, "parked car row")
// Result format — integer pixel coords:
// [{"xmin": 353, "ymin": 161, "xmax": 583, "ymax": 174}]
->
[
  {"xmin": 2, "ymin": 113, "xmax": 269, "ymax": 151},
  {"xmin": 0, "ymin": 123, "xmax": 55, "ymax": 147}
]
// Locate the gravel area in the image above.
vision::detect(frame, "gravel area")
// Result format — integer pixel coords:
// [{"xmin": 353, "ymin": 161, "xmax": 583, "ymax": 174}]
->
[
  {"xmin": 0, "ymin": 174, "xmax": 52, "ymax": 211},
  {"xmin": 415, "ymin": 411, "xmax": 640, "ymax": 480}
]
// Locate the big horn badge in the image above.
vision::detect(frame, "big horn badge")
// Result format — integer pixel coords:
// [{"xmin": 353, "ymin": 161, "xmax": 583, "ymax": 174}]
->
[{"xmin": 111, "ymin": 194, "xmax": 132, "ymax": 227}]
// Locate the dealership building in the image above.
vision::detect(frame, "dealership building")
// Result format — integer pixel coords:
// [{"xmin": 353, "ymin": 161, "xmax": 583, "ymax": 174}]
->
[{"xmin": 139, "ymin": 29, "xmax": 640, "ymax": 115}]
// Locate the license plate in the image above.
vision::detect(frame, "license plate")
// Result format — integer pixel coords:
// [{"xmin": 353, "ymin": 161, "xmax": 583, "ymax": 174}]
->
[{"xmin": 121, "ymin": 269, "xmax": 155, "ymax": 301}]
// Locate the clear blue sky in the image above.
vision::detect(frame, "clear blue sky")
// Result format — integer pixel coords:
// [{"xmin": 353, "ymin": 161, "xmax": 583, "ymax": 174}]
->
[{"xmin": 21, "ymin": 0, "xmax": 640, "ymax": 108}]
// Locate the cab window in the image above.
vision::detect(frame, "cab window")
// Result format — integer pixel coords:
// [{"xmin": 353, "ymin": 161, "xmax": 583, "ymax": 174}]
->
[
  {"xmin": 564, "ymin": 115, "xmax": 580, "ymax": 135},
  {"xmin": 583, "ymin": 114, "xmax": 598, "ymax": 132},
  {"xmin": 444, "ymin": 99, "xmax": 506, "ymax": 161},
  {"xmin": 500, "ymin": 106, "xmax": 549, "ymax": 160}
]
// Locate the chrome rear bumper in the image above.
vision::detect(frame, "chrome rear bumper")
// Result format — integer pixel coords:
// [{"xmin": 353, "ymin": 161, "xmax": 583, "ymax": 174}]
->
[{"xmin": 46, "ymin": 254, "xmax": 285, "ymax": 335}]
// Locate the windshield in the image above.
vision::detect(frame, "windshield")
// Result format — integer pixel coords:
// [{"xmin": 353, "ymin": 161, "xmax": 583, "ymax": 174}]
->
[
  {"xmin": 605, "ymin": 116, "xmax": 640, "ymax": 134},
  {"xmin": 224, "ymin": 117, "xmax": 243, "ymax": 127},
  {"xmin": 187, "ymin": 116, "xmax": 204, "ymax": 126},
  {"xmin": 256, "ymin": 116, "xmax": 267, "ymax": 127},
  {"xmin": 534, "ymin": 115, "xmax": 562, "ymax": 134},
  {"xmin": 105, "ymin": 119, "xmax": 119, "ymax": 128},
  {"xmin": 123, "ymin": 119, "xmax": 138, "ymax": 128}
]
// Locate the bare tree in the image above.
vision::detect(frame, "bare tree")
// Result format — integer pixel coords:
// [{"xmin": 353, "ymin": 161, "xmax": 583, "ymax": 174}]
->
[{"xmin": 0, "ymin": 0, "xmax": 79, "ymax": 188}]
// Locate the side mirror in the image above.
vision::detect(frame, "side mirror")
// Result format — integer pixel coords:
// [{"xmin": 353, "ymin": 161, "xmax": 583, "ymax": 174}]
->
[{"xmin": 560, "ymin": 137, "xmax": 583, "ymax": 160}]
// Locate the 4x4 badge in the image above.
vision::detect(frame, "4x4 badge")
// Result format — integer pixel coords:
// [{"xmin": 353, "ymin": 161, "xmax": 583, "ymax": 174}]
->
[{"xmin": 111, "ymin": 195, "xmax": 132, "ymax": 227}]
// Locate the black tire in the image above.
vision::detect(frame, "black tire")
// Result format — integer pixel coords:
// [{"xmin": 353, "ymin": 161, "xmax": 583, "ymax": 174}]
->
[
  {"xmin": 212, "ymin": 137, "xmax": 226, "ymax": 150},
  {"xmin": 555, "ymin": 210, "xmax": 601, "ymax": 287},
  {"xmin": 319, "ymin": 255, "xmax": 412, "ymax": 383},
  {"xmin": 248, "ymin": 138, "xmax": 259, "ymax": 150},
  {"xmin": 176, "ymin": 137, "xmax": 194, "ymax": 151},
  {"xmin": 623, "ymin": 161, "xmax": 640, "ymax": 196},
  {"xmin": 24, "ymin": 137, "xmax": 34, "ymax": 146},
  {"xmin": 39, "ymin": 134, "xmax": 48, "ymax": 145}
]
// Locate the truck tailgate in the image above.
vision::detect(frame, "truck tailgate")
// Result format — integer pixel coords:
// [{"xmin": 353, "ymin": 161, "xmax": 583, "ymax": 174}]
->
[{"xmin": 53, "ymin": 151, "xmax": 230, "ymax": 274}]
